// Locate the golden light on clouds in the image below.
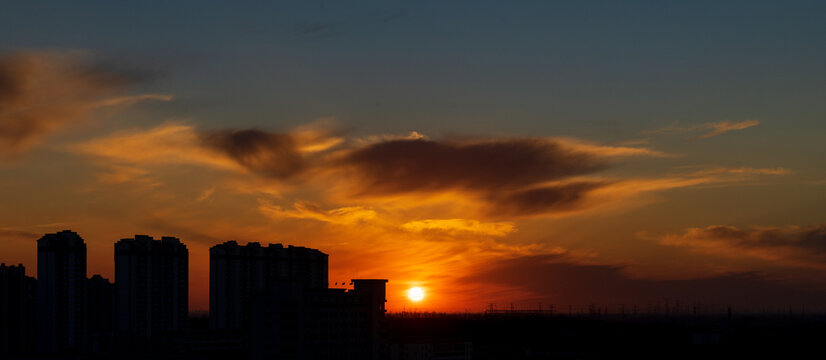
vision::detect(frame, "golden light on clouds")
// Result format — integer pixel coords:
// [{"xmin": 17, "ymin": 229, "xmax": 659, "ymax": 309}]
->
[{"xmin": 0, "ymin": 48, "xmax": 803, "ymax": 312}]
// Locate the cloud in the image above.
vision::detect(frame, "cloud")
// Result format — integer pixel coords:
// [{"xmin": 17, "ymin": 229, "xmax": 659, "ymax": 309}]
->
[
  {"xmin": 690, "ymin": 167, "xmax": 791, "ymax": 176},
  {"xmin": 699, "ymin": 120, "xmax": 760, "ymax": 139},
  {"xmin": 198, "ymin": 129, "xmax": 306, "ymax": 179},
  {"xmin": 401, "ymin": 219, "xmax": 516, "ymax": 237},
  {"xmin": 660, "ymin": 225, "xmax": 826, "ymax": 268},
  {"xmin": 196, "ymin": 187, "xmax": 216, "ymax": 202},
  {"xmin": 341, "ymin": 138, "xmax": 606, "ymax": 196},
  {"xmin": 94, "ymin": 165, "xmax": 160, "ymax": 187},
  {"xmin": 72, "ymin": 122, "xmax": 345, "ymax": 183},
  {"xmin": 71, "ymin": 123, "xmax": 242, "ymax": 170},
  {"xmin": 554, "ymin": 138, "xmax": 670, "ymax": 157},
  {"xmin": 0, "ymin": 51, "xmax": 170, "ymax": 160},
  {"xmin": 643, "ymin": 119, "xmax": 760, "ymax": 140},
  {"xmin": 463, "ymin": 254, "xmax": 826, "ymax": 309},
  {"xmin": 77, "ymin": 123, "xmax": 784, "ymax": 218},
  {"xmin": 484, "ymin": 182, "xmax": 608, "ymax": 217},
  {"xmin": 259, "ymin": 200, "xmax": 378, "ymax": 226}
]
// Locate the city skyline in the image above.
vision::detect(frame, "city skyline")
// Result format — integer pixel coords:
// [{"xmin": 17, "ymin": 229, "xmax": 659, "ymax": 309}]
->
[
  {"xmin": 2, "ymin": 229, "xmax": 389, "ymax": 357},
  {"xmin": 2, "ymin": 1, "xmax": 826, "ymax": 314}
]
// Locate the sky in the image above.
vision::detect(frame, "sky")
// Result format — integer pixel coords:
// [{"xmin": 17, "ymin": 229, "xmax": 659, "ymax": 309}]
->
[{"xmin": 1, "ymin": 0, "xmax": 825, "ymax": 313}]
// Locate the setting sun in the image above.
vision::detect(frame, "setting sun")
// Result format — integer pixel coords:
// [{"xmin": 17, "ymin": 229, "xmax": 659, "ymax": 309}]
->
[{"xmin": 407, "ymin": 287, "xmax": 425, "ymax": 302}]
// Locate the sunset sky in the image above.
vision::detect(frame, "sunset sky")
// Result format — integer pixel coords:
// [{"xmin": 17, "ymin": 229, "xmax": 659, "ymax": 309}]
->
[{"xmin": 2, "ymin": 1, "xmax": 825, "ymax": 313}]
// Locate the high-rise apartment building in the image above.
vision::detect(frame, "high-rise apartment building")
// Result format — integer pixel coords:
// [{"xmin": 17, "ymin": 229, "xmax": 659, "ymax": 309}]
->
[
  {"xmin": 115, "ymin": 235, "xmax": 188, "ymax": 340},
  {"xmin": 210, "ymin": 241, "xmax": 328, "ymax": 330},
  {"xmin": 36, "ymin": 230, "xmax": 87, "ymax": 353}
]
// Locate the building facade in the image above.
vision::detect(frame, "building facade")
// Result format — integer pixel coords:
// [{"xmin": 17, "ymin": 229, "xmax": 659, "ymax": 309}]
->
[
  {"xmin": 1, "ymin": 263, "xmax": 36, "ymax": 355},
  {"xmin": 209, "ymin": 241, "xmax": 328, "ymax": 330},
  {"xmin": 87, "ymin": 274, "xmax": 115, "ymax": 352},
  {"xmin": 36, "ymin": 230, "xmax": 88, "ymax": 353},
  {"xmin": 115, "ymin": 235, "xmax": 188, "ymax": 340}
]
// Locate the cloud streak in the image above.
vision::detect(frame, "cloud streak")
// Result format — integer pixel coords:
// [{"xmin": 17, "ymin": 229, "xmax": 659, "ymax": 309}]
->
[
  {"xmin": 259, "ymin": 200, "xmax": 378, "ymax": 226},
  {"xmin": 401, "ymin": 219, "xmax": 516, "ymax": 237},
  {"xmin": 643, "ymin": 119, "xmax": 760, "ymax": 140},
  {"xmin": 660, "ymin": 225, "xmax": 826, "ymax": 268},
  {"xmin": 0, "ymin": 51, "xmax": 170, "ymax": 160}
]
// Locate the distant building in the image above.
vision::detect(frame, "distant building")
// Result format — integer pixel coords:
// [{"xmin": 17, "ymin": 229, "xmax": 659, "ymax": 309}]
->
[
  {"xmin": 0, "ymin": 263, "xmax": 36, "ymax": 355},
  {"xmin": 115, "ymin": 235, "xmax": 188, "ymax": 340},
  {"xmin": 87, "ymin": 275, "xmax": 115, "ymax": 334},
  {"xmin": 209, "ymin": 241, "xmax": 328, "ymax": 330},
  {"xmin": 37, "ymin": 230, "xmax": 88, "ymax": 353},
  {"xmin": 249, "ymin": 279, "xmax": 387, "ymax": 360},
  {"xmin": 87, "ymin": 274, "xmax": 115, "ymax": 353}
]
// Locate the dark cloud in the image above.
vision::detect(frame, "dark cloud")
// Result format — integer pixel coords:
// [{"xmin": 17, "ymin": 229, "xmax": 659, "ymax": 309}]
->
[
  {"xmin": 343, "ymin": 139, "xmax": 604, "ymax": 194},
  {"xmin": 199, "ymin": 129, "xmax": 305, "ymax": 179},
  {"xmin": 464, "ymin": 254, "xmax": 826, "ymax": 310},
  {"xmin": 698, "ymin": 225, "xmax": 826, "ymax": 253},
  {"xmin": 486, "ymin": 182, "xmax": 607, "ymax": 217},
  {"xmin": 340, "ymin": 138, "xmax": 608, "ymax": 216},
  {"xmin": 0, "ymin": 51, "xmax": 162, "ymax": 160},
  {"xmin": 661, "ymin": 225, "xmax": 826, "ymax": 265}
]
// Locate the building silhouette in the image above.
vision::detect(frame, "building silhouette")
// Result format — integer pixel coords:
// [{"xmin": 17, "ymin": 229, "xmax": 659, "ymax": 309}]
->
[
  {"xmin": 209, "ymin": 241, "xmax": 328, "ymax": 330},
  {"xmin": 87, "ymin": 274, "xmax": 115, "ymax": 352},
  {"xmin": 0, "ymin": 263, "xmax": 36, "ymax": 355},
  {"xmin": 249, "ymin": 279, "xmax": 387, "ymax": 360},
  {"xmin": 36, "ymin": 230, "xmax": 88, "ymax": 354},
  {"xmin": 115, "ymin": 235, "xmax": 188, "ymax": 340}
]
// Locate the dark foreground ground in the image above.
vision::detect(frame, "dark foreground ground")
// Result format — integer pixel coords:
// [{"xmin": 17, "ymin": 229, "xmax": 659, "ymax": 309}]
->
[
  {"xmin": 386, "ymin": 312, "xmax": 826, "ymax": 359},
  {"xmin": 7, "ymin": 312, "xmax": 826, "ymax": 359}
]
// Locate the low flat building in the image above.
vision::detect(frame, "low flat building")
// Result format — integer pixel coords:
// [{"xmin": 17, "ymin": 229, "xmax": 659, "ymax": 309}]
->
[{"xmin": 250, "ymin": 279, "xmax": 387, "ymax": 360}]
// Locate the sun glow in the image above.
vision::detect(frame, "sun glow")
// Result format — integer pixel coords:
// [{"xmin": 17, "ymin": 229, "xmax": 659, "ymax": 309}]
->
[{"xmin": 407, "ymin": 287, "xmax": 425, "ymax": 302}]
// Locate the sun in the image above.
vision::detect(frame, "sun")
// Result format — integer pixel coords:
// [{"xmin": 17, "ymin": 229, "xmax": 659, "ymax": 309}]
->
[{"xmin": 407, "ymin": 287, "xmax": 425, "ymax": 302}]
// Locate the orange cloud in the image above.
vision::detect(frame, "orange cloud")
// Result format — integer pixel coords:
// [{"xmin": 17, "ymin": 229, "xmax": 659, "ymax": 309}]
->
[
  {"xmin": 71, "ymin": 122, "xmax": 345, "ymax": 183},
  {"xmin": 690, "ymin": 166, "xmax": 791, "ymax": 176},
  {"xmin": 70, "ymin": 123, "xmax": 244, "ymax": 171},
  {"xmin": 0, "ymin": 51, "xmax": 170, "ymax": 160},
  {"xmin": 74, "ymin": 122, "xmax": 790, "ymax": 220},
  {"xmin": 554, "ymin": 137, "xmax": 670, "ymax": 157},
  {"xmin": 401, "ymin": 219, "xmax": 516, "ymax": 237},
  {"xmin": 259, "ymin": 200, "xmax": 379, "ymax": 226},
  {"xmin": 699, "ymin": 120, "xmax": 760, "ymax": 139}
]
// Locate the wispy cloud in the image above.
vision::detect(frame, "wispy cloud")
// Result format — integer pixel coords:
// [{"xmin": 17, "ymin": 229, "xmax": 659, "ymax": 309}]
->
[
  {"xmin": 660, "ymin": 225, "xmax": 826, "ymax": 269},
  {"xmin": 643, "ymin": 119, "xmax": 760, "ymax": 140},
  {"xmin": 690, "ymin": 167, "xmax": 791, "ymax": 176},
  {"xmin": 401, "ymin": 219, "xmax": 516, "ymax": 237},
  {"xmin": 699, "ymin": 120, "xmax": 760, "ymax": 139},
  {"xmin": 0, "ymin": 51, "xmax": 170, "ymax": 160},
  {"xmin": 71, "ymin": 122, "xmax": 344, "ymax": 182},
  {"xmin": 259, "ymin": 200, "xmax": 378, "ymax": 226}
]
